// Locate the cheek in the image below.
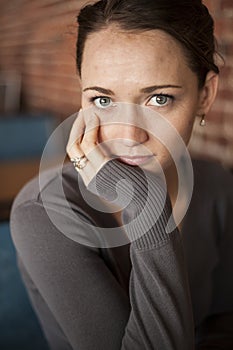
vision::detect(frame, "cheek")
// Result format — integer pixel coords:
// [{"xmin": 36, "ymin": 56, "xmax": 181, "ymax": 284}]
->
[
  {"xmin": 98, "ymin": 125, "xmax": 116, "ymax": 142},
  {"xmin": 178, "ymin": 118, "xmax": 195, "ymax": 144},
  {"xmin": 169, "ymin": 112, "xmax": 196, "ymax": 145},
  {"xmin": 149, "ymin": 114, "xmax": 195, "ymax": 167}
]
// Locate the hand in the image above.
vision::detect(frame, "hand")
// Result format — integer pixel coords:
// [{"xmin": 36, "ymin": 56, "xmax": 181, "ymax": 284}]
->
[
  {"xmin": 66, "ymin": 109, "xmax": 173, "ymax": 238},
  {"xmin": 66, "ymin": 109, "xmax": 110, "ymax": 187}
]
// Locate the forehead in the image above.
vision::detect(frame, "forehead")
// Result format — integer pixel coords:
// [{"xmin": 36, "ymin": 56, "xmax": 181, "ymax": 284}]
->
[{"xmin": 81, "ymin": 26, "xmax": 192, "ymax": 86}]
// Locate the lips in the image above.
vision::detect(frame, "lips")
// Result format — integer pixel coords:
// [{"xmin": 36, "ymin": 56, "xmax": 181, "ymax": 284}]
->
[{"xmin": 116, "ymin": 155, "xmax": 154, "ymax": 166}]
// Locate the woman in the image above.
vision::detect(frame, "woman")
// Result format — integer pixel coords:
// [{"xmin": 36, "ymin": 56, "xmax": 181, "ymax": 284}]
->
[{"xmin": 10, "ymin": 0, "xmax": 233, "ymax": 349}]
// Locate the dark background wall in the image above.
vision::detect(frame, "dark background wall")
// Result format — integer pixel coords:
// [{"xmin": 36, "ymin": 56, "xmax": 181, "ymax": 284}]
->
[{"xmin": 0, "ymin": 0, "xmax": 232, "ymax": 167}]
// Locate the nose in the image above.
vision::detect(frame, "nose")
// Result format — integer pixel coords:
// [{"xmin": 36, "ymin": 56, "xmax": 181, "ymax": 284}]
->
[
  {"xmin": 118, "ymin": 104, "xmax": 148, "ymax": 146},
  {"xmin": 119, "ymin": 124, "xmax": 148, "ymax": 147}
]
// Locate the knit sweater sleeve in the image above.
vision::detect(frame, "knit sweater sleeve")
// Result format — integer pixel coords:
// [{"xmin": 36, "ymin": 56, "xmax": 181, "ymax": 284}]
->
[
  {"xmin": 88, "ymin": 159, "xmax": 195, "ymax": 349},
  {"xmin": 11, "ymin": 160, "xmax": 195, "ymax": 350}
]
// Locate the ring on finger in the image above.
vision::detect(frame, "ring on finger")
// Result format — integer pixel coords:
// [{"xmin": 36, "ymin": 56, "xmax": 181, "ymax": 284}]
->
[{"xmin": 70, "ymin": 155, "xmax": 88, "ymax": 170}]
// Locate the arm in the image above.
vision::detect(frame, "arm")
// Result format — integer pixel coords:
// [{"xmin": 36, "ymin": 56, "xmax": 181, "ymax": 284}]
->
[
  {"xmin": 88, "ymin": 158, "xmax": 195, "ymax": 349},
  {"xmin": 11, "ymin": 160, "xmax": 195, "ymax": 350}
]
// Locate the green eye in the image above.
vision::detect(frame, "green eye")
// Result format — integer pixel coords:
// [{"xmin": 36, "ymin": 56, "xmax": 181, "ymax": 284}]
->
[{"xmin": 94, "ymin": 97, "xmax": 112, "ymax": 108}]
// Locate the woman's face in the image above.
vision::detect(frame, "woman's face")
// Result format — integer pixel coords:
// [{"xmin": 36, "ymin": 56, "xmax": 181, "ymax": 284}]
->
[{"xmin": 80, "ymin": 26, "xmax": 208, "ymax": 170}]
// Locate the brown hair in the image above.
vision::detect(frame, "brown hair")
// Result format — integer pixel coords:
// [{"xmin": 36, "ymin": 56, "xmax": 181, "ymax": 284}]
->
[{"xmin": 76, "ymin": 0, "xmax": 219, "ymax": 88}]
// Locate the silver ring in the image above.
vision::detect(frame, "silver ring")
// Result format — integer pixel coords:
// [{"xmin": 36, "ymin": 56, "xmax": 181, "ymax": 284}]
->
[{"xmin": 70, "ymin": 156, "xmax": 88, "ymax": 170}]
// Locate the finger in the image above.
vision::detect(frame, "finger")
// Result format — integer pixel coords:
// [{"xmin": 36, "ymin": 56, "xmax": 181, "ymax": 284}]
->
[
  {"xmin": 82, "ymin": 112, "xmax": 110, "ymax": 180},
  {"xmin": 68, "ymin": 110, "xmax": 110, "ymax": 187},
  {"xmin": 81, "ymin": 113, "xmax": 105, "ymax": 163},
  {"xmin": 82, "ymin": 112, "xmax": 99, "ymax": 152},
  {"xmin": 66, "ymin": 109, "xmax": 85, "ymax": 158}
]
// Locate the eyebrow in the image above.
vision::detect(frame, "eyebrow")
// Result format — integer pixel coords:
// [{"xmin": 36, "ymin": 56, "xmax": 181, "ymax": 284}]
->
[
  {"xmin": 140, "ymin": 85, "xmax": 182, "ymax": 94},
  {"xmin": 83, "ymin": 85, "xmax": 182, "ymax": 95}
]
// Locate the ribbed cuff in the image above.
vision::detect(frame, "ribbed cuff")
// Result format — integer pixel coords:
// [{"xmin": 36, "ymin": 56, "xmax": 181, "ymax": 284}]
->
[
  {"xmin": 125, "ymin": 196, "xmax": 175, "ymax": 250},
  {"xmin": 88, "ymin": 159, "xmax": 175, "ymax": 250}
]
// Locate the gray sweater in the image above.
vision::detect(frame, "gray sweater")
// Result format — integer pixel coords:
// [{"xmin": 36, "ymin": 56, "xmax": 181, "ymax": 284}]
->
[{"xmin": 10, "ymin": 158, "xmax": 233, "ymax": 349}]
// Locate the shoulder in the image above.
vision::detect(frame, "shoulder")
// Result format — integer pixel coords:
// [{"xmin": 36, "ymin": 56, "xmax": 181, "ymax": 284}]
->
[
  {"xmin": 10, "ymin": 163, "xmax": 105, "ymax": 250},
  {"xmin": 11, "ymin": 162, "xmax": 80, "ymax": 213},
  {"xmin": 10, "ymin": 162, "xmax": 121, "ymax": 250}
]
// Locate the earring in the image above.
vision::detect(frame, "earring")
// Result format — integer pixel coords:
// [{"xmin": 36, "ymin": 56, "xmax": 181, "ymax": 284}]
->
[{"xmin": 200, "ymin": 115, "xmax": 206, "ymax": 127}]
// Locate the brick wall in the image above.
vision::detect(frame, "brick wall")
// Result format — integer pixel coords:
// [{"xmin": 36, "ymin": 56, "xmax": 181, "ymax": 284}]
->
[
  {"xmin": 0, "ymin": 0, "xmax": 232, "ymax": 167},
  {"xmin": 0, "ymin": 0, "xmax": 86, "ymax": 118},
  {"xmin": 189, "ymin": 0, "xmax": 233, "ymax": 167}
]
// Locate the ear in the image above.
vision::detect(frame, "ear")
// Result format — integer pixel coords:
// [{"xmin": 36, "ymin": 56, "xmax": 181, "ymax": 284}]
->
[{"xmin": 196, "ymin": 71, "xmax": 219, "ymax": 116}]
